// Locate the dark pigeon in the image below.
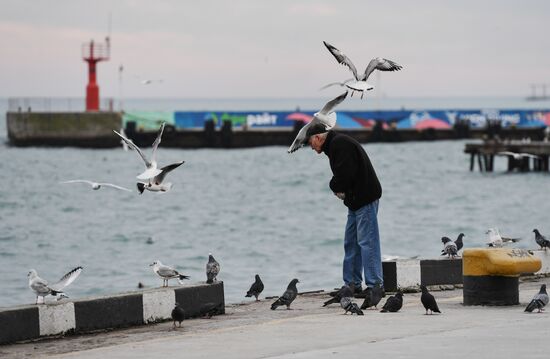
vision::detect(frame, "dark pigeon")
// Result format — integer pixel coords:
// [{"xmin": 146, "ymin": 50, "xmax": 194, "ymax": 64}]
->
[
  {"xmin": 380, "ymin": 291, "xmax": 403, "ymax": 313},
  {"xmin": 455, "ymin": 233, "xmax": 465, "ymax": 252},
  {"xmin": 441, "ymin": 237, "xmax": 458, "ymax": 258},
  {"xmin": 245, "ymin": 274, "xmax": 264, "ymax": 301},
  {"xmin": 200, "ymin": 302, "xmax": 223, "ymax": 318},
  {"xmin": 324, "ymin": 284, "xmax": 356, "ymax": 307},
  {"xmin": 271, "ymin": 278, "xmax": 299, "ymax": 310},
  {"xmin": 171, "ymin": 303, "xmax": 185, "ymax": 327},
  {"xmin": 420, "ymin": 285, "xmax": 441, "ymax": 315},
  {"xmin": 533, "ymin": 229, "xmax": 550, "ymax": 250},
  {"xmin": 360, "ymin": 284, "xmax": 385, "ymax": 310},
  {"xmin": 524, "ymin": 284, "xmax": 549, "ymax": 313},
  {"xmin": 206, "ymin": 253, "xmax": 220, "ymax": 284},
  {"xmin": 337, "ymin": 286, "xmax": 363, "ymax": 315}
]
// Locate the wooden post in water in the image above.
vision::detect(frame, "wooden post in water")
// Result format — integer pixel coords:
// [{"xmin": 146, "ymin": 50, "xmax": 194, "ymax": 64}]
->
[
  {"xmin": 470, "ymin": 153, "xmax": 475, "ymax": 171},
  {"xmin": 477, "ymin": 153, "xmax": 484, "ymax": 172}
]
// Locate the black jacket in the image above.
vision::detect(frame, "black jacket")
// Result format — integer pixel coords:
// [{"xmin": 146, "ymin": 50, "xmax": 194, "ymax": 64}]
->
[{"xmin": 322, "ymin": 131, "xmax": 382, "ymax": 210}]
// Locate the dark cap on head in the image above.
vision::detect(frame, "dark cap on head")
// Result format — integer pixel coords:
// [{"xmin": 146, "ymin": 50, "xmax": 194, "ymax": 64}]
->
[{"xmin": 305, "ymin": 123, "xmax": 329, "ymax": 142}]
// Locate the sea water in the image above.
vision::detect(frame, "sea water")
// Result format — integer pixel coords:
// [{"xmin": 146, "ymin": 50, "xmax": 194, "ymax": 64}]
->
[{"xmin": 0, "ymin": 97, "xmax": 549, "ymax": 307}]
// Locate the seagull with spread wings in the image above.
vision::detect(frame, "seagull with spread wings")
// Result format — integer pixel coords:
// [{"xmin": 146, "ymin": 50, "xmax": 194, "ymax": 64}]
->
[
  {"xmin": 28, "ymin": 267, "xmax": 83, "ymax": 304},
  {"xmin": 60, "ymin": 180, "xmax": 131, "ymax": 192},
  {"xmin": 322, "ymin": 41, "xmax": 402, "ymax": 99}
]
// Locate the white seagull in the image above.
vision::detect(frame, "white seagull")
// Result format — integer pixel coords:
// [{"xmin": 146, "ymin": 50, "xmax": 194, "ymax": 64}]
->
[
  {"xmin": 486, "ymin": 228, "xmax": 521, "ymax": 247},
  {"xmin": 287, "ymin": 91, "xmax": 348, "ymax": 153},
  {"xmin": 61, "ymin": 180, "xmax": 132, "ymax": 192},
  {"xmin": 496, "ymin": 151, "xmax": 540, "ymax": 160},
  {"xmin": 28, "ymin": 267, "xmax": 83, "ymax": 304},
  {"xmin": 114, "ymin": 122, "xmax": 166, "ymax": 180},
  {"xmin": 322, "ymin": 41, "xmax": 402, "ymax": 99},
  {"xmin": 137, "ymin": 161, "xmax": 185, "ymax": 194},
  {"xmin": 150, "ymin": 260, "xmax": 190, "ymax": 287}
]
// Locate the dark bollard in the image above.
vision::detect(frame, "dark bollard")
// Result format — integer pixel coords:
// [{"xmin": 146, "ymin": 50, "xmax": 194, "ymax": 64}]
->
[
  {"xmin": 220, "ymin": 120, "xmax": 233, "ymax": 148},
  {"xmin": 203, "ymin": 120, "xmax": 215, "ymax": 147}
]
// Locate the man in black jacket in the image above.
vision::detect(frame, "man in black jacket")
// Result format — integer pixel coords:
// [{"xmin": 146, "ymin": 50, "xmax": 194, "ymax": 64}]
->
[{"xmin": 307, "ymin": 124, "xmax": 383, "ymax": 294}]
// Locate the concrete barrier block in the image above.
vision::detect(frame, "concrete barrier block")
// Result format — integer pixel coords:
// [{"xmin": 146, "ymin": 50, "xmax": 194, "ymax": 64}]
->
[
  {"xmin": 397, "ymin": 260, "xmax": 422, "ymax": 288},
  {"xmin": 175, "ymin": 282, "xmax": 225, "ymax": 318},
  {"xmin": 74, "ymin": 293, "xmax": 143, "ymax": 332},
  {"xmin": 420, "ymin": 259, "xmax": 462, "ymax": 286},
  {"xmin": 142, "ymin": 289, "xmax": 176, "ymax": 324},
  {"xmin": 0, "ymin": 306, "xmax": 39, "ymax": 344},
  {"xmin": 38, "ymin": 301, "xmax": 75, "ymax": 336}
]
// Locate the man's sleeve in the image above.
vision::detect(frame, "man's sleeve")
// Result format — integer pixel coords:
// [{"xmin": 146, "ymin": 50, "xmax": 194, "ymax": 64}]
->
[{"xmin": 329, "ymin": 140, "xmax": 357, "ymax": 193}]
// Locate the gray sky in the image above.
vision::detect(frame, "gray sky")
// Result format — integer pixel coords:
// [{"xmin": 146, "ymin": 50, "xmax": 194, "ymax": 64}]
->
[{"xmin": 1, "ymin": 0, "xmax": 549, "ymax": 98}]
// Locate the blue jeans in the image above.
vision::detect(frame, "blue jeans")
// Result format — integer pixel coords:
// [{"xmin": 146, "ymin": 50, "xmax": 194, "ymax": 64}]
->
[{"xmin": 343, "ymin": 200, "xmax": 383, "ymax": 288}]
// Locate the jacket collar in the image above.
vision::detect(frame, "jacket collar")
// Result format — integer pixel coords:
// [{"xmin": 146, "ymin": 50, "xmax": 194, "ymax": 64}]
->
[{"xmin": 322, "ymin": 131, "xmax": 335, "ymax": 156}]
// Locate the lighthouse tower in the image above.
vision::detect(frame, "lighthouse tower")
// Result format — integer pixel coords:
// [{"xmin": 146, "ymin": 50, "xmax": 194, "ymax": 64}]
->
[{"xmin": 82, "ymin": 37, "xmax": 110, "ymax": 111}]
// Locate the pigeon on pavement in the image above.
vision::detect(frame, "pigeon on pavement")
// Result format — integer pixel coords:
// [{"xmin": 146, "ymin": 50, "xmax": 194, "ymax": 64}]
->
[
  {"xmin": 420, "ymin": 285, "xmax": 441, "ymax": 315},
  {"xmin": 324, "ymin": 284, "xmax": 356, "ymax": 307},
  {"xmin": 524, "ymin": 284, "xmax": 549, "ymax": 313},
  {"xmin": 360, "ymin": 284, "xmax": 385, "ymax": 310},
  {"xmin": 533, "ymin": 229, "xmax": 550, "ymax": 250},
  {"xmin": 271, "ymin": 279, "xmax": 299, "ymax": 310},
  {"xmin": 245, "ymin": 274, "xmax": 264, "ymax": 301},
  {"xmin": 206, "ymin": 253, "xmax": 220, "ymax": 284},
  {"xmin": 380, "ymin": 291, "xmax": 403, "ymax": 313},
  {"xmin": 338, "ymin": 286, "xmax": 364, "ymax": 315},
  {"xmin": 171, "ymin": 303, "xmax": 185, "ymax": 328}
]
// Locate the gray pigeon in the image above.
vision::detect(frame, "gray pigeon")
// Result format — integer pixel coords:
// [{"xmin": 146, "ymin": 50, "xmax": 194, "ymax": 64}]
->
[
  {"xmin": 420, "ymin": 285, "xmax": 441, "ymax": 315},
  {"xmin": 380, "ymin": 291, "xmax": 403, "ymax": 313},
  {"xmin": 524, "ymin": 284, "xmax": 549, "ymax": 313},
  {"xmin": 533, "ymin": 229, "xmax": 550, "ymax": 250},
  {"xmin": 338, "ymin": 286, "xmax": 364, "ymax": 315},
  {"xmin": 171, "ymin": 303, "xmax": 185, "ymax": 327},
  {"xmin": 271, "ymin": 278, "xmax": 299, "ymax": 310},
  {"xmin": 324, "ymin": 284, "xmax": 356, "ymax": 307},
  {"xmin": 206, "ymin": 253, "xmax": 220, "ymax": 284},
  {"xmin": 360, "ymin": 283, "xmax": 385, "ymax": 310},
  {"xmin": 455, "ymin": 233, "xmax": 465, "ymax": 252},
  {"xmin": 441, "ymin": 237, "xmax": 458, "ymax": 258},
  {"xmin": 245, "ymin": 274, "xmax": 264, "ymax": 301},
  {"xmin": 200, "ymin": 302, "xmax": 223, "ymax": 318}
]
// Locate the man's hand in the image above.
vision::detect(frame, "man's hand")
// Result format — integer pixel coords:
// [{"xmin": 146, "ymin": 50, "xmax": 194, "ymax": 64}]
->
[{"xmin": 334, "ymin": 192, "xmax": 345, "ymax": 200}]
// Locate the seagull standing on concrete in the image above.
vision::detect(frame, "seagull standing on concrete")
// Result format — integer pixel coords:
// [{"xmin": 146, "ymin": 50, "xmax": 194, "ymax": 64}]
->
[
  {"xmin": 28, "ymin": 267, "xmax": 83, "ymax": 304},
  {"xmin": 271, "ymin": 278, "xmax": 299, "ymax": 310},
  {"xmin": 533, "ymin": 229, "xmax": 550, "ymax": 250},
  {"xmin": 245, "ymin": 274, "xmax": 264, "ymax": 301},
  {"xmin": 420, "ymin": 285, "xmax": 441, "ymax": 315},
  {"xmin": 171, "ymin": 303, "xmax": 185, "ymax": 328},
  {"xmin": 60, "ymin": 180, "xmax": 132, "ymax": 192},
  {"xmin": 360, "ymin": 283, "xmax": 385, "ymax": 310},
  {"xmin": 322, "ymin": 41, "xmax": 402, "ymax": 99},
  {"xmin": 486, "ymin": 228, "xmax": 521, "ymax": 247},
  {"xmin": 524, "ymin": 284, "xmax": 549, "ymax": 313},
  {"xmin": 136, "ymin": 161, "xmax": 185, "ymax": 194},
  {"xmin": 441, "ymin": 237, "xmax": 459, "ymax": 258},
  {"xmin": 150, "ymin": 260, "xmax": 190, "ymax": 287},
  {"xmin": 114, "ymin": 122, "xmax": 166, "ymax": 180},
  {"xmin": 380, "ymin": 291, "xmax": 403, "ymax": 313},
  {"xmin": 206, "ymin": 253, "xmax": 220, "ymax": 284},
  {"xmin": 287, "ymin": 91, "xmax": 348, "ymax": 153}
]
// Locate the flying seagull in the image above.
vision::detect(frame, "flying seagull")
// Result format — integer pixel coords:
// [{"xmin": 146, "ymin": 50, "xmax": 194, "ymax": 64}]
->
[
  {"xmin": 420, "ymin": 285, "xmax": 441, "ymax": 315},
  {"xmin": 206, "ymin": 253, "xmax": 220, "ymax": 284},
  {"xmin": 524, "ymin": 284, "xmax": 548, "ymax": 313},
  {"xmin": 287, "ymin": 91, "xmax": 348, "ymax": 153},
  {"xmin": 486, "ymin": 228, "xmax": 521, "ymax": 247},
  {"xmin": 245, "ymin": 274, "xmax": 264, "ymax": 301},
  {"xmin": 496, "ymin": 151, "xmax": 540, "ymax": 160},
  {"xmin": 149, "ymin": 260, "xmax": 190, "ymax": 287},
  {"xmin": 28, "ymin": 267, "xmax": 83, "ymax": 304},
  {"xmin": 113, "ymin": 122, "xmax": 166, "ymax": 180},
  {"xmin": 322, "ymin": 41, "xmax": 402, "ymax": 99},
  {"xmin": 271, "ymin": 278, "xmax": 299, "ymax": 310},
  {"xmin": 137, "ymin": 161, "xmax": 185, "ymax": 194},
  {"xmin": 61, "ymin": 180, "xmax": 132, "ymax": 192}
]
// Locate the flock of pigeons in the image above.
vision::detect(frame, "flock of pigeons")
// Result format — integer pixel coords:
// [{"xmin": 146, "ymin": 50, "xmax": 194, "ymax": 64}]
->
[{"xmin": 440, "ymin": 228, "xmax": 550, "ymax": 259}]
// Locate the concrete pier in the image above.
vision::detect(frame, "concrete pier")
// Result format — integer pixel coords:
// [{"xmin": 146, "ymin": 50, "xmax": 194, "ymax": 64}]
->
[{"xmin": 1, "ymin": 280, "xmax": 548, "ymax": 359}]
